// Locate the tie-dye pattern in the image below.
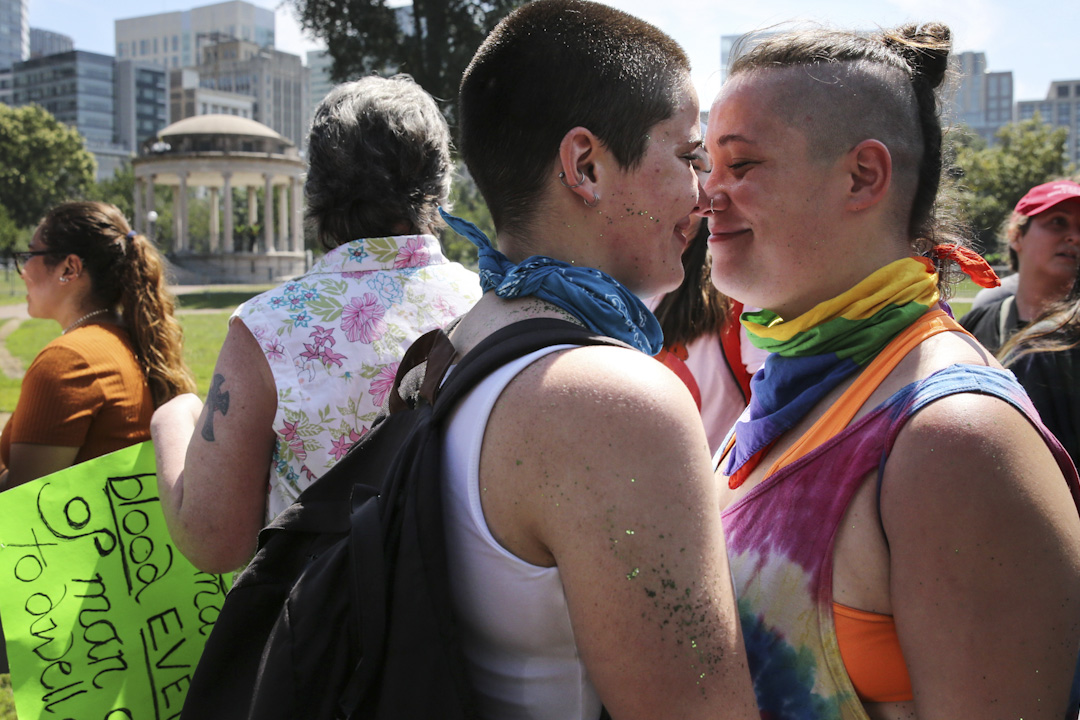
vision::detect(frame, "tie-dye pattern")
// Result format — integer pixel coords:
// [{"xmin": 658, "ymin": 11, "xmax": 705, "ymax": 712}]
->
[{"xmin": 719, "ymin": 363, "xmax": 1080, "ymax": 719}]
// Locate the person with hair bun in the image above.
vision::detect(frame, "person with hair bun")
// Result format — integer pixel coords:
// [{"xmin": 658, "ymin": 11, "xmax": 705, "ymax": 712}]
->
[
  {"xmin": 151, "ymin": 75, "xmax": 480, "ymax": 574},
  {"xmin": 0, "ymin": 200, "xmax": 195, "ymax": 490},
  {"xmin": 700, "ymin": 23, "xmax": 1080, "ymax": 718}
]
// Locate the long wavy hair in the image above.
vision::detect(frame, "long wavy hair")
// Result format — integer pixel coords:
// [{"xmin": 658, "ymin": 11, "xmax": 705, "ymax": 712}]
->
[
  {"xmin": 38, "ymin": 201, "xmax": 196, "ymax": 406},
  {"xmin": 999, "ymin": 265, "xmax": 1080, "ymax": 365}
]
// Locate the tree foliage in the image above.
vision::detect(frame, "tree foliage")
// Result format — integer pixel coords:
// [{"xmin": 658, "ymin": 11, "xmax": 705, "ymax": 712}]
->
[
  {"xmin": 439, "ymin": 165, "xmax": 492, "ymax": 269},
  {"xmin": 953, "ymin": 115, "xmax": 1072, "ymax": 255},
  {"xmin": 86, "ymin": 163, "xmax": 136, "ymax": 221},
  {"xmin": 0, "ymin": 104, "xmax": 96, "ymax": 229},
  {"xmin": 291, "ymin": 0, "xmax": 525, "ymax": 120}
]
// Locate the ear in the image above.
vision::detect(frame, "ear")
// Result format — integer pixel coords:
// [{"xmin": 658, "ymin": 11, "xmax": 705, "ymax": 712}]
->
[
  {"xmin": 557, "ymin": 127, "xmax": 604, "ymax": 206},
  {"xmin": 844, "ymin": 139, "xmax": 892, "ymax": 213},
  {"xmin": 60, "ymin": 253, "xmax": 84, "ymax": 282}
]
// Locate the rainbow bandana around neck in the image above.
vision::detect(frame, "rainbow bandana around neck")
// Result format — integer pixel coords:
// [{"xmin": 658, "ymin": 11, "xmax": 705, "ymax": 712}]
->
[{"xmin": 722, "ymin": 256, "xmax": 941, "ymax": 486}]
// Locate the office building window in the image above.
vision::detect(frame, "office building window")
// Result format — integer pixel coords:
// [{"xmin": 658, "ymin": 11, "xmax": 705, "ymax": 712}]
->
[{"xmin": 1059, "ymin": 85, "xmax": 1070, "ymax": 98}]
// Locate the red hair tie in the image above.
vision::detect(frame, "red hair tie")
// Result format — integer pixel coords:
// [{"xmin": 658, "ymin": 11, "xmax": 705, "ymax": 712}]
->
[{"xmin": 930, "ymin": 244, "xmax": 1000, "ymax": 289}]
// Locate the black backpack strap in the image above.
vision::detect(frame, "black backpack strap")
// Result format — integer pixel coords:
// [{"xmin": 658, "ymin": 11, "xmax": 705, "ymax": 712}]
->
[{"xmin": 432, "ymin": 318, "xmax": 633, "ymax": 416}]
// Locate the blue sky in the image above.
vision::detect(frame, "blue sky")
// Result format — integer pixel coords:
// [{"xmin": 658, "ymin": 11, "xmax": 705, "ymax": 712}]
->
[{"xmin": 27, "ymin": 0, "xmax": 1078, "ymax": 106}]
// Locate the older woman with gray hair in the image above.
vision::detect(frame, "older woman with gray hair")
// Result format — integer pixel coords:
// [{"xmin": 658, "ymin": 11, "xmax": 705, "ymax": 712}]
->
[{"xmin": 150, "ymin": 75, "xmax": 481, "ymax": 573}]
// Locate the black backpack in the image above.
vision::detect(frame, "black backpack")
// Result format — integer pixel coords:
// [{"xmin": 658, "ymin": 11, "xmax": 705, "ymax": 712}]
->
[{"xmin": 180, "ymin": 318, "xmax": 628, "ymax": 720}]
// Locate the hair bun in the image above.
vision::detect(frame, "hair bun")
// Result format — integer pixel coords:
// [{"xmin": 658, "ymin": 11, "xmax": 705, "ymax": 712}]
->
[{"xmin": 881, "ymin": 23, "xmax": 951, "ymax": 90}]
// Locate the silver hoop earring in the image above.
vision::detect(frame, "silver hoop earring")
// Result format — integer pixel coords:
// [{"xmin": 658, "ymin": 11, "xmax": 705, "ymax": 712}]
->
[
  {"xmin": 59, "ymin": 277, "xmax": 69, "ymax": 283},
  {"xmin": 584, "ymin": 193, "xmax": 600, "ymax": 208},
  {"xmin": 559, "ymin": 169, "xmax": 586, "ymax": 189}
]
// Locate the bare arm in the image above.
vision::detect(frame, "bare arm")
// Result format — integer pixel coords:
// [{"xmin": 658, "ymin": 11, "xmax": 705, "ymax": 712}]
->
[
  {"xmin": 883, "ymin": 392, "xmax": 1080, "ymax": 718},
  {"xmin": 152, "ymin": 320, "xmax": 277, "ymax": 573},
  {"xmin": 482, "ymin": 346, "xmax": 758, "ymax": 720},
  {"xmin": 3, "ymin": 444, "xmax": 80, "ymax": 488}
]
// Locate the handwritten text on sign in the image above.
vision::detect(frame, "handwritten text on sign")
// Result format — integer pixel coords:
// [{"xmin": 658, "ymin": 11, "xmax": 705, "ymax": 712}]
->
[{"xmin": 0, "ymin": 441, "xmax": 231, "ymax": 720}]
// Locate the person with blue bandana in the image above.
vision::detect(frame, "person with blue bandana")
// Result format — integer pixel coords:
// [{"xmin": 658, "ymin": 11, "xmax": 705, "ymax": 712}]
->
[{"xmin": 434, "ymin": 1, "xmax": 758, "ymax": 718}]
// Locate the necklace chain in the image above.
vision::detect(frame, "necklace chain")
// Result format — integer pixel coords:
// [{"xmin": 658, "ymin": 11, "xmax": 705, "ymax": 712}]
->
[{"xmin": 63, "ymin": 308, "xmax": 109, "ymax": 334}]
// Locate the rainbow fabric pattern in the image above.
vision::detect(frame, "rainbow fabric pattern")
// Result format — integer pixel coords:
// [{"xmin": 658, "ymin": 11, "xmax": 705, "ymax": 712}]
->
[{"xmin": 721, "ymin": 257, "xmax": 940, "ymax": 480}]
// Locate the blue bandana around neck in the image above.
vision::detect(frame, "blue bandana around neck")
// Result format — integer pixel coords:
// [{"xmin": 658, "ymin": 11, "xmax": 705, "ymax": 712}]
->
[{"xmin": 440, "ymin": 209, "xmax": 663, "ymax": 355}]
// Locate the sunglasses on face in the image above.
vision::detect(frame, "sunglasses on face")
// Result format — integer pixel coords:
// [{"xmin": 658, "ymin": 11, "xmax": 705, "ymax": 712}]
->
[{"xmin": 11, "ymin": 249, "xmax": 64, "ymax": 274}]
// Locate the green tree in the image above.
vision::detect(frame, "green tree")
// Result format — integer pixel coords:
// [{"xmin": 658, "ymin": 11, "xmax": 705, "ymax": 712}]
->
[
  {"xmin": 953, "ymin": 115, "xmax": 1071, "ymax": 255},
  {"xmin": 441, "ymin": 166, "xmax": 490, "ymax": 269},
  {"xmin": 0, "ymin": 104, "xmax": 96, "ymax": 228},
  {"xmin": 290, "ymin": 0, "xmax": 525, "ymax": 121},
  {"xmin": 85, "ymin": 163, "xmax": 136, "ymax": 221}
]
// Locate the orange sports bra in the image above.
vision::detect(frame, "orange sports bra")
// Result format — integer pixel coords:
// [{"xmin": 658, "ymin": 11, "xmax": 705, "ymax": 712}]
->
[{"xmin": 730, "ymin": 308, "xmax": 968, "ymax": 703}]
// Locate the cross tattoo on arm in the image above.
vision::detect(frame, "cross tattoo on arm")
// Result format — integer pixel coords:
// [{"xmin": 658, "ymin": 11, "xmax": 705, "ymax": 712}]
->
[{"xmin": 202, "ymin": 373, "xmax": 231, "ymax": 442}]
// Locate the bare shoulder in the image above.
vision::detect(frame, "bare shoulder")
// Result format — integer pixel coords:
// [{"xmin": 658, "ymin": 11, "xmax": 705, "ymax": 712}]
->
[
  {"xmin": 480, "ymin": 343, "xmax": 714, "ymax": 565},
  {"xmin": 884, "ymin": 389, "xmax": 1068, "ymax": 501},
  {"xmin": 503, "ymin": 343, "xmax": 702, "ymax": 431},
  {"xmin": 880, "ymin": 374, "xmax": 1080, "ymax": 718}
]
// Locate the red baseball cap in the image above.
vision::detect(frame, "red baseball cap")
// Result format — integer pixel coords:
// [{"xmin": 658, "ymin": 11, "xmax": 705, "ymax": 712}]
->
[{"xmin": 1014, "ymin": 180, "xmax": 1080, "ymax": 217}]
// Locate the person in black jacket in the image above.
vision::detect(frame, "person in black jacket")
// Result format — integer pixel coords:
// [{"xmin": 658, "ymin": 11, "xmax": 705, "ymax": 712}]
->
[{"xmin": 960, "ymin": 179, "xmax": 1080, "ymax": 352}]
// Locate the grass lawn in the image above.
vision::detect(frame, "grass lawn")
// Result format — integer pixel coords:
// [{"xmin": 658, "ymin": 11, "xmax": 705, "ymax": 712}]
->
[{"xmin": 0, "ymin": 299, "xmax": 250, "ymax": 415}]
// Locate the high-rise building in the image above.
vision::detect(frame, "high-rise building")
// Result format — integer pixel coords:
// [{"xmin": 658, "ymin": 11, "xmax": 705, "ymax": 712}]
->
[
  {"xmin": 115, "ymin": 0, "xmax": 274, "ymax": 71},
  {"xmin": 0, "ymin": 0, "xmax": 28, "ymax": 70},
  {"xmin": 307, "ymin": 48, "xmax": 332, "ymax": 116},
  {"xmin": 1018, "ymin": 80, "xmax": 1080, "ymax": 165},
  {"xmin": 115, "ymin": 59, "xmax": 168, "ymax": 153},
  {"xmin": 11, "ymin": 50, "xmax": 130, "ymax": 179},
  {"xmin": 169, "ymin": 66, "xmax": 254, "ymax": 122},
  {"xmin": 0, "ymin": 67, "xmax": 12, "ymax": 105},
  {"xmin": 944, "ymin": 51, "xmax": 1013, "ymax": 144},
  {"xmin": 175, "ymin": 39, "xmax": 309, "ymax": 149},
  {"xmin": 29, "ymin": 28, "xmax": 73, "ymax": 59}
]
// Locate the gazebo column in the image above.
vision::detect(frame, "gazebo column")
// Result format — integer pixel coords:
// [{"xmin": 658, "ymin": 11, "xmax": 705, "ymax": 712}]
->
[
  {"xmin": 247, "ymin": 185, "xmax": 258, "ymax": 252},
  {"xmin": 290, "ymin": 176, "xmax": 302, "ymax": 252},
  {"xmin": 209, "ymin": 186, "xmax": 220, "ymax": 252},
  {"xmin": 178, "ymin": 172, "xmax": 189, "ymax": 252},
  {"xmin": 277, "ymin": 184, "xmax": 288, "ymax": 252},
  {"xmin": 134, "ymin": 177, "xmax": 144, "ymax": 234},
  {"xmin": 146, "ymin": 177, "xmax": 156, "ymax": 238},
  {"xmin": 263, "ymin": 173, "xmax": 275, "ymax": 252},
  {"xmin": 223, "ymin": 172, "xmax": 234, "ymax": 252}
]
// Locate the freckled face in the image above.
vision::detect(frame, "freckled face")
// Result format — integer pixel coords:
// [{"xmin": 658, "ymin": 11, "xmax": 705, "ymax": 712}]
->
[
  {"xmin": 596, "ymin": 80, "xmax": 707, "ymax": 298},
  {"xmin": 698, "ymin": 72, "xmax": 850, "ymax": 318}
]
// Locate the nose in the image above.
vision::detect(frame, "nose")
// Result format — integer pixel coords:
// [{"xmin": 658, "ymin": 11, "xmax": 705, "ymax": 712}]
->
[{"xmin": 694, "ymin": 188, "xmax": 730, "ymax": 219}]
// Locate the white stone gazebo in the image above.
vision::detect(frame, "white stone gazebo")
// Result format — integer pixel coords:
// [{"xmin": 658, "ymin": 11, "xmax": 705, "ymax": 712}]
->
[{"xmin": 132, "ymin": 115, "xmax": 307, "ymax": 283}]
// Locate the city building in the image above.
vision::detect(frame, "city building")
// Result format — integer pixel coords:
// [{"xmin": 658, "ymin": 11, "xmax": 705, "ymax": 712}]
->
[
  {"xmin": 0, "ymin": 67, "xmax": 12, "ymax": 105},
  {"xmin": 0, "ymin": 0, "xmax": 28, "ymax": 70},
  {"xmin": 115, "ymin": 0, "xmax": 274, "ymax": 71},
  {"xmin": 29, "ymin": 28, "xmax": 73, "ymax": 59},
  {"xmin": 11, "ymin": 50, "xmax": 129, "ymax": 179},
  {"xmin": 944, "ymin": 51, "xmax": 1013, "ymax": 144},
  {"xmin": 115, "ymin": 59, "xmax": 167, "ymax": 153},
  {"xmin": 306, "ymin": 48, "xmax": 332, "ymax": 117},
  {"xmin": 170, "ymin": 67, "xmax": 254, "ymax": 122},
  {"xmin": 175, "ymin": 39, "xmax": 309, "ymax": 149},
  {"xmin": 1018, "ymin": 80, "xmax": 1080, "ymax": 165}
]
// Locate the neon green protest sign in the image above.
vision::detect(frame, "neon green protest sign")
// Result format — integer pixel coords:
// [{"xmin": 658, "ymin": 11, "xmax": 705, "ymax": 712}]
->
[{"xmin": 0, "ymin": 441, "xmax": 231, "ymax": 719}]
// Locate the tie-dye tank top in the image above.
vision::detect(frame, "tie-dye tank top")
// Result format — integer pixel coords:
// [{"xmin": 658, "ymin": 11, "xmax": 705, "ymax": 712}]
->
[{"xmin": 719, "ymin": 363, "xmax": 1080, "ymax": 719}]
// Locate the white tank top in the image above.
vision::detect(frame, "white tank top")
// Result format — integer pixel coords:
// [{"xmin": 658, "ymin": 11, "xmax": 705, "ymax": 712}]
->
[{"xmin": 441, "ymin": 345, "xmax": 602, "ymax": 720}]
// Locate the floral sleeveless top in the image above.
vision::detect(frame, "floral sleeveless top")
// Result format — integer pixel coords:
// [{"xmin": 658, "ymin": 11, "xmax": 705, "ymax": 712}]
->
[
  {"xmin": 234, "ymin": 234, "xmax": 481, "ymax": 520},
  {"xmin": 719, "ymin": 363, "xmax": 1080, "ymax": 719}
]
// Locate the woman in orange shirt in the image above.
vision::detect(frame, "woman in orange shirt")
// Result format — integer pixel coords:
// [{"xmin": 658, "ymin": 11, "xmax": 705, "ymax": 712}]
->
[{"xmin": 0, "ymin": 201, "xmax": 195, "ymax": 489}]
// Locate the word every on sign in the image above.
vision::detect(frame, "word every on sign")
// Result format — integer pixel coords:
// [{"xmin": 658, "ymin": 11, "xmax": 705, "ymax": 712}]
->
[{"xmin": 0, "ymin": 441, "xmax": 232, "ymax": 720}]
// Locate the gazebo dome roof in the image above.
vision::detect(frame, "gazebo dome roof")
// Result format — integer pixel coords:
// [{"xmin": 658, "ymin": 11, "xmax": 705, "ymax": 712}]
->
[{"xmin": 158, "ymin": 114, "xmax": 291, "ymax": 144}]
